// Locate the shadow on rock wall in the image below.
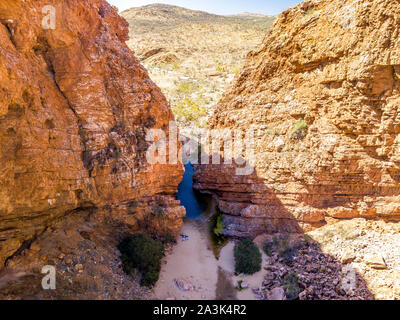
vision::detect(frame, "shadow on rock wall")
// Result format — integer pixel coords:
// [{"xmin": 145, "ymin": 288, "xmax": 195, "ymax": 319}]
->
[{"xmin": 193, "ymin": 152, "xmax": 374, "ymax": 300}]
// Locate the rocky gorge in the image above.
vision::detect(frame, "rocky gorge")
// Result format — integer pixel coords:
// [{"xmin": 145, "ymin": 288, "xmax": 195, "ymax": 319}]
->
[{"xmin": 0, "ymin": 0, "xmax": 400, "ymax": 301}]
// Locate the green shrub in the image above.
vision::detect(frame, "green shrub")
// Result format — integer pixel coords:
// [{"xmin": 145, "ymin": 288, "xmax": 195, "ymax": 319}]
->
[
  {"xmin": 216, "ymin": 62, "xmax": 225, "ymax": 72},
  {"xmin": 171, "ymin": 62, "xmax": 180, "ymax": 70},
  {"xmin": 283, "ymin": 272, "xmax": 301, "ymax": 300},
  {"xmin": 263, "ymin": 241, "xmax": 274, "ymax": 257},
  {"xmin": 209, "ymin": 212, "xmax": 228, "ymax": 259},
  {"xmin": 172, "ymin": 97, "xmax": 207, "ymax": 123},
  {"xmin": 234, "ymin": 239, "xmax": 262, "ymax": 275},
  {"xmin": 291, "ymin": 119, "xmax": 309, "ymax": 140},
  {"xmin": 141, "ymin": 271, "xmax": 160, "ymax": 288},
  {"xmin": 237, "ymin": 280, "xmax": 244, "ymax": 292},
  {"xmin": 118, "ymin": 234, "xmax": 164, "ymax": 287},
  {"xmin": 177, "ymin": 82, "xmax": 198, "ymax": 94},
  {"xmin": 280, "ymin": 246, "xmax": 298, "ymax": 265},
  {"xmin": 163, "ymin": 232, "xmax": 176, "ymax": 244},
  {"xmin": 213, "ymin": 215, "xmax": 224, "ymax": 236}
]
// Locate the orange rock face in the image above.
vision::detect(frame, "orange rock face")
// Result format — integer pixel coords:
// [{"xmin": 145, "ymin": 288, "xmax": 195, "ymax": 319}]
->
[
  {"xmin": 194, "ymin": 0, "xmax": 400, "ymax": 237},
  {"xmin": 0, "ymin": 0, "xmax": 184, "ymax": 266}
]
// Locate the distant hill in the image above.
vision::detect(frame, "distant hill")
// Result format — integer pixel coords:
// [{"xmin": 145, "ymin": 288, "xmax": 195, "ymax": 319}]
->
[
  {"xmin": 229, "ymin": 12, "xmax": 272, "ymax": 18},
  {"xmin": 121, "ymin": 4, "xmax": 275, "ymax": 30},
  {"xmin": 120, "ymin": 4, "xmax": 275, "ymax": 128},
  {"xmin": 121, "ymin": 4, "xmax": 220, "ymax": 22}
]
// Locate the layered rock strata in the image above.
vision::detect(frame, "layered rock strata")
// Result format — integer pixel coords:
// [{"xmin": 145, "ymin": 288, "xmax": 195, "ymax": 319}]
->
[
  {"xmin": 194, "ymin": 0, "xmax": 400, "ymax": 237},
  {"xmin": 0, "ymin": 0, "xmax": 184, "ymax": 266}
]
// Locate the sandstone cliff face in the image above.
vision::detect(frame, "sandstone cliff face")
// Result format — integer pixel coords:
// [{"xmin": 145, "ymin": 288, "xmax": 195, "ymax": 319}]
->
[
  {"xmin": 0, "ymin": 0, "xmax": 184, "ymax": 266},
  {"xmin": 194, "ymin": 0, "xmax": 400, "ymax": 237}
]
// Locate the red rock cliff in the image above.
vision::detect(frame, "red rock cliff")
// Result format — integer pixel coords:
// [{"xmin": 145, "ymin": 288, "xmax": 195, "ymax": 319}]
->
[
  {"xmin": 194, "ymin": 0, "xmax": 400, "ymax": 237},
  {"xmin": 0, "ymin": 0, "xmax": 185, "ymax": 266}
]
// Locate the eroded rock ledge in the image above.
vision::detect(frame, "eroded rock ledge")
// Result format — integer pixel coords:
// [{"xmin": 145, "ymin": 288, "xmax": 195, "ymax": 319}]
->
[
  {"xmin": 194, "ymin": 0, "xmax": 400, "ymax": 237},
  {"xmin": 0, "ymin": 0, "xmax": 184, "ymax": 266}
]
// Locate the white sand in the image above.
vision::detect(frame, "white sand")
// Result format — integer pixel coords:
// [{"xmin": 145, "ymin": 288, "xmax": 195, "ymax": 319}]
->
[
  {"xmin": 153, "ymin": 220, "xmax": 219, "ymax": 300},
  {"xmin": 153, "ymin": 220, "xmax": 267, "ymax": 300}
]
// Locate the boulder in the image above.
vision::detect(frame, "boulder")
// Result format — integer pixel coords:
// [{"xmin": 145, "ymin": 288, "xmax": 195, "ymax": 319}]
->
[
  {"xmin": 267, "ymin": 287, "xmax": 287, "ymax": 300},
  {"xmin": 365, "ymin": 255, "xmax": 388, "ymax": 270}
]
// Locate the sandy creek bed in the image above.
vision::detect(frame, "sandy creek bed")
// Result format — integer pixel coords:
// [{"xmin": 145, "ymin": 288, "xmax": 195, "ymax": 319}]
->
[{"xmin": 153, "ymin": 218, "xmax": 268, "ymax": 300}]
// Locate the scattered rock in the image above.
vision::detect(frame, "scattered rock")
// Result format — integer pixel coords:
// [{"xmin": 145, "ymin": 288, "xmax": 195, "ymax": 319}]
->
[
  {"xmin": 267, "ymin": 287, "xmax": 286, "ymax": 300},
  {"xmin": 240, "ymin": 281, "xmax": 250, "ymax": 289},
  {"xmin": 340, "ymin": 249, "xmax": 356, "ymax": 264},
  {"xmin": 236, "ymin": 280, "xmax": 250, "ymax": 290},
  {"xmin": 255, "ymin": 232, "xmax": 374, "ymax": 300},
  {"xmin": 365, "ymin": 255, "xmax": 388, "ymax": 270},
  {"xmin": 74, "ymin": 264, "xmax": 83, "ymax": 271},
  {"xmin": 264, "ymin": 272, "xmax": 276, "ymax": 281},
  {"xmin": 174, "ymin": 279, "xmax": 194, "ymax": 292}
]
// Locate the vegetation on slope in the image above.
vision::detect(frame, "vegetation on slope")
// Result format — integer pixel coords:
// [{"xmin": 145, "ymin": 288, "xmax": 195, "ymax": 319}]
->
[
  {"xmin": 118, "ymin": 234, "xmax": 164, "ymax": 287},
  {"xmin": 234, "ymin": 239, "xmax": 262, "ymax": 275},
  {"xmin": 121, "ymin": 4, "xmax": 275, "ymax": 128}
]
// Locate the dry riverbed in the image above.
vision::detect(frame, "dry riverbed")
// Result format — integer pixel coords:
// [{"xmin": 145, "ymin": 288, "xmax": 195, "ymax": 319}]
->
[
  {"xmin": 153, "ymin": 219, "xmax": 268, "ymax": 300},
  {"xmin": 153, "ymin": 218, "xmax": 400, "ymax": 300}
]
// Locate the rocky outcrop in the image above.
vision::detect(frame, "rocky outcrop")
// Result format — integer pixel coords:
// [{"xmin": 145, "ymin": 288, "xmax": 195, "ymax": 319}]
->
[
  {"xmin": 253, "ymin": 230, "xmax": 375, "ymax": 300},
  {"xmin": 194, "ymin": 0, "xmax": 400, "ymax": 237},
  {"xmin": 0, "ymin": 0, "xmax": 184, "ymax": 266}
]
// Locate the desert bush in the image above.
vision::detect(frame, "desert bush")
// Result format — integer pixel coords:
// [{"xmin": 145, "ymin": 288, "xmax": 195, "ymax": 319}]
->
[
  {"xmin": 283, "ymin": 272, "xmax": 301, "ymax": 300},
  {"xmin": 171, "ymin": 62, "xmax": 180, "ymax": 70},
  {"xmin": 213, "ymin": 215, "xmax": 224, "ymax": 236},
  {"xmin": 172, "ymin": 97, "xmax": 207, "ymax": 123},
  {"xmin": 263, "ymin": 241, "xmax": 274, "ymax": 257},
  {"xmin": 177, "ymin": 82, "xmax": 198, "ymax": 94},
  {"xmin": 209, "ymin": 212, "xmax": 227, "ymax": 258},
  {"xmin": 118, "ymin": 234, "xmax": 164, "ymax": 287},
  {"xmin": 265, "ymin": 234, "xmax": 301, "ymax": 265},
  {"xmin": 141, "ymin": 270, "xmax": 160, "ymax": 287},
  {"xmin": 236, "ymin": 280, "xmax": 244, "ymax": 291},
  {"xmin": 234, "ymin": 239, "xmax": 262, "ymax": 275},
  {"xmin": 291, "ymin": 119, "xmax": 309, "ymax": 140},
  {"xmin": 280, "ymin": 246, "xmax": 299, "ymax": 265},
  {"xmin": 216, "ymin": 62, "xmax": 225, "ymax": 72}
]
